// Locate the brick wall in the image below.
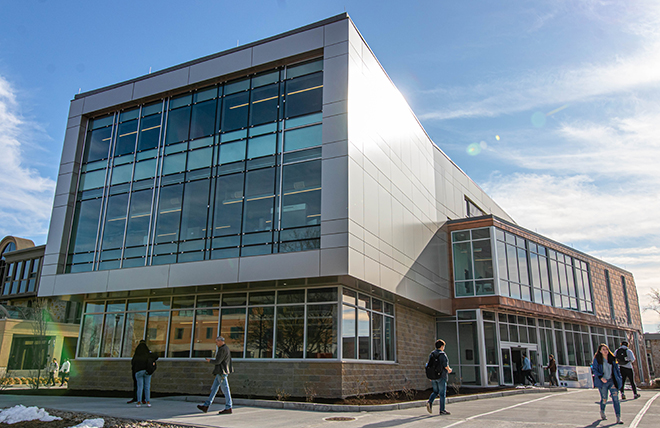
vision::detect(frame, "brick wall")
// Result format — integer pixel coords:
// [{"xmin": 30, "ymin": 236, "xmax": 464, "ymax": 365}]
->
[{"xmin": 68, "ymin": 303, "xmax": 435, "ymax": 399}]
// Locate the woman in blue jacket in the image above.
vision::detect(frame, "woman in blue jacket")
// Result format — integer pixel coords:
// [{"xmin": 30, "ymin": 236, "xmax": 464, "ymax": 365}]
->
[{"xmin": 591, "ymin": 343, "xmax": 623, "ymax": 424}]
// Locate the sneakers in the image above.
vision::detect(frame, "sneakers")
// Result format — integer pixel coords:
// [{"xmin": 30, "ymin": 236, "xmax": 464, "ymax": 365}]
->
[
  {"xmin": 440, "ymin": 410, "xmax": 450, "ymax": 415},
  {"xmin": 218, "ymin": 408, "xmax": 233, "ymax": 415},
  {"xmin": 197, "ymin": 405, "xmax": 209, "ymax": 413},
  {"xmin": 616, "ymin": 416, "xmax": 623, "ymax": 424},
  {"xmin": 426, "ymin": 402, "xmax": 432, "ymax": 414},
  {"xmin": 600, "ymin": 410, "xmax": 606, "ymax": 420},
  {"xmin": 621, "ymin": 393, "xmax": 627, "ymax": 400},
  {"xmin": 634, "ymin": 393, "xmax": 641, "ymax": 399},
  {"xmin": 136, "ymin": 402, "xmax": 142, "ymax": 408},
  {"xmin": 146, "ymin": 403, "xmax": 151, "ymax": 408}
]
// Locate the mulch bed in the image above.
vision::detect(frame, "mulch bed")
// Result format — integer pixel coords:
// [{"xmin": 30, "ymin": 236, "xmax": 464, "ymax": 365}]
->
[{"xmin": 0, "ymin": 408, "xmax": 190, "ymax": 428}]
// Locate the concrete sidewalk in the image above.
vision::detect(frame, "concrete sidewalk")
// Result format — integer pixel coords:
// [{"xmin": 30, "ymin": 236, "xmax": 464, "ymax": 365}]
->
[{"xmin": 0, "ymin": 387, "xmax": 569, "ymax": 428}]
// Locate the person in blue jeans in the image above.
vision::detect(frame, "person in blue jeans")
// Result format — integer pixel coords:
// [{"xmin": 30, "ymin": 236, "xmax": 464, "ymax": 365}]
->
[
  {"xmin": 592, "ymin": 343, "xmax": 623, "ymax": 425},
  {"xmin": 426, "ymin": 339, "xmax": 453, "ymax": 415},
  {"xmin": 131, "ymin": 340, "xmax": 157, "ymax": 408},
  {"xmin": 198, "ymin": 336, "xmax": 234, "ymax": 415}
]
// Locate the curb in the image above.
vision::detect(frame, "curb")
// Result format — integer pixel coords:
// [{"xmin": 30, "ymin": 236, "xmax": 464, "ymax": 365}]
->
[{"xmin": 163, "ymin": 386, "xmax": 568, "ymax": 413}]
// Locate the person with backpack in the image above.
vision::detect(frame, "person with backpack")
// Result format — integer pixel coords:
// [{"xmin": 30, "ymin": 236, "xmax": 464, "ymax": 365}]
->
[
  {"xmin": 615, "ymin": 341, "xmax": 640, "ymax": 400},
  {"xmin": 592, "ymin": 343, "xmax": 623, "ymax": 424},
  {"xmin": 425, "ymin": 339, "xmax": 452, "ymax": 416},
  {"xmin": 131, "ymin": 340, "xmax": 158, "ymax": 408}
]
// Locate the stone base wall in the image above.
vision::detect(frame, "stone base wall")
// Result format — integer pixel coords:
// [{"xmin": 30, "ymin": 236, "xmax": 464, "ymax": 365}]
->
[{"xmin": 68, "ymin": 303, "xmax": 436, "ymax": 399}]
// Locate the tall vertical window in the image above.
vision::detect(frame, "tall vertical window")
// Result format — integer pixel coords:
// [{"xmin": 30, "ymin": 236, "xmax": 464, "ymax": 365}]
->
[
  {"xmin": 621, "ymin": 276, "xmax": 632, "ymax": 324},
  {"xmin": 67, "ymin": 59, "xmax": 324, "ymax": 273},
  {"xmin": 605, "ymin": 270, "xmax": 615, "ymax": 321},
  {"xmin": 451, "ymin": 228, "xmax": 494, "ymax": 297}
]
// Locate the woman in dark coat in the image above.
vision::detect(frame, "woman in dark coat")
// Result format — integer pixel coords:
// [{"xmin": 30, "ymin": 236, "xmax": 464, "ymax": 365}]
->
[
  {"xmin": 131, "ymin": 340, "xmax": 156, "ymax": 407},
  {"xmin": 591, "ymin": 343, "xmax": 623, "ymax": 424},
  {"xmin": 546, "ymin": 354, "xmax": 557, "ymax": 386}
]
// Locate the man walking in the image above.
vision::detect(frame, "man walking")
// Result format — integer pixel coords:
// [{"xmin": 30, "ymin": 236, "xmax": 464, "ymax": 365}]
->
[
  {"xmin": 47, "ymin": 358, "xmax": 59, "ymax": 386},
  {"xmin": 522, "ymin": 353, "xmax": 536, "ymax": 385},
  {"xmin": 616, "ymin": 341, "xmax": 640, "ymax": 400},
  {"xmin": 198, "ymin": 336, "xmax": 234, "ymax": 415},
  {"xmin": 59, "ymin": 358, "xmax": 70, "ymax": 386},
  {"xmin": 425, "ymin": 339, "xmax": 452, "ymax": 416}
]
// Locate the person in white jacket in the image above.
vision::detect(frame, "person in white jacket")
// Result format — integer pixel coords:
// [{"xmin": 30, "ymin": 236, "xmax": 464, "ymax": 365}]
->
[{"xmin": 60, "ymin": 359, "xmax": 71, "ymax": 386}]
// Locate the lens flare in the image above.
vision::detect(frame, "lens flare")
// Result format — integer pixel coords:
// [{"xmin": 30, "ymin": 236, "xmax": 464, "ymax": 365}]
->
[
  {"xmin": 495, "ymin": 135, "xmax": 500, "ymax": 141},
  {"xmin": 531, "ymin": 111, "xmax": 546, "ymax": 127},
  {"xmin": 467, "ymin": 143, "xmax": 482, "ymax": 156}
]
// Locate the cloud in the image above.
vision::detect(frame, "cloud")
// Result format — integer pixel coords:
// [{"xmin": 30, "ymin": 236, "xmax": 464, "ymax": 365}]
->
[
  {"xmin": 0, "ymin": 76, "xmax": 56, "ymax": 241},
  {"xmin": 482, "ymin": 173, "xmax": 659, "ymax": 243},
  {"xmin": 419, "ymin": 2, "xmax": 660, "ymax": 121}
]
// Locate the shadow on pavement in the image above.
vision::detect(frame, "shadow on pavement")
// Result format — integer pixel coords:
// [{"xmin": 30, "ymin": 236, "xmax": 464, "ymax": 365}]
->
[{"xmin": 360, "ymin": 415, "xmax": 437, "ymax": 428}]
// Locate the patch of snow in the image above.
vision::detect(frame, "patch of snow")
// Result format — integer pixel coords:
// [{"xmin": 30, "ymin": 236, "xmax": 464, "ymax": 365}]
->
[
  {"xmin": 0, "ymin": 404, "xmax": 63, "ymax": 424},
  {"xmin": 68, "ymin": 418, "xmax": 104, "ymax": 428}
]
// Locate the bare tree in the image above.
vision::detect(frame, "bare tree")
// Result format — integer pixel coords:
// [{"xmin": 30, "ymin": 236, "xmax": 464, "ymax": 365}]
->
[
  {"xmin": 26, "ymin": 299, "xmax": 53, "ymax": 389},
  {"xmin": 647, "ymin": 288, "xmax": 660, "ymax": 332}
]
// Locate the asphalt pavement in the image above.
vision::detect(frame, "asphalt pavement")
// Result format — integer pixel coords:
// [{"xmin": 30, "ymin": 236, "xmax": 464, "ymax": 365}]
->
[{"xmin": 1, "ymin": 388, "xmax": 659, "ymax": 428}]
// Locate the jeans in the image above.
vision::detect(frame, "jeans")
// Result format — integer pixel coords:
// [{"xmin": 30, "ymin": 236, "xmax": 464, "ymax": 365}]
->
[
  {"xmin": 428, "ymin": 378, "xmax": 447, "ymax": 412},
  {"xmin": 598, "ymin": 379, "xmax": 621, "ymax": 417},
  {"xmin": 60, "ymin": 372, "xmax": 69, "ymax": 386},
  {"xmin": 135, "ymin": 370, "xmax": 151, "ymax": 403},
  {"xmin": 204, "ymin": 374, "xmax": 232, "ymax": 409},
  {"xmin": 620, "ymin": 367, "xmax": 637, "ymax": 395}
]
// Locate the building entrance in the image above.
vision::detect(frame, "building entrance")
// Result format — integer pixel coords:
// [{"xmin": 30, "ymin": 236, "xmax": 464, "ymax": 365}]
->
[{"xmin": 507, "ymin": 347, "xmax": 538, "ymax": 385}]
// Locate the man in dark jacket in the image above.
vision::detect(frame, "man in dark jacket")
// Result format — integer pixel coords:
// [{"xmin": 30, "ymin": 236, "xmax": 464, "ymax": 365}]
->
[
  {"xmin": 198, "ymin": 336, "xmax": 234, "ymax": 415},
  {"xmin": 426, "ymin": 339, "xmax": 453, "ymax": 415}
]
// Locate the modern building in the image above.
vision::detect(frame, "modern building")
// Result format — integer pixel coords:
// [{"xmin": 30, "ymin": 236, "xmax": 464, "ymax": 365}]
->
[
  {"xmin": 645, "ymin": 333, "xmax": 660, "ymax": 380},
  {"xmin": 0, "ymin": 236, "xmax": 80, "ymax": 377},
  {"xmin": 40, "ymin": 14, "xmax": 648, "ymax": 397}
]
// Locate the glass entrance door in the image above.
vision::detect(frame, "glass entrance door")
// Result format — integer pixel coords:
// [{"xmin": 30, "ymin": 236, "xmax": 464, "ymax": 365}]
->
[
  {"xmin": 501, "ymin": 348, "xmax": 513, "ymax": 385},
  {"xmin": 529, "ymin": 349, "xmax": 539, "ymax": 385}
]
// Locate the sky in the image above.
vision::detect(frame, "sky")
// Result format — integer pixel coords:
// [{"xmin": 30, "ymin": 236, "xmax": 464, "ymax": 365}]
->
[{"xmin": 0, "ymin": 0, "xmax": 658, "ymax": 332}]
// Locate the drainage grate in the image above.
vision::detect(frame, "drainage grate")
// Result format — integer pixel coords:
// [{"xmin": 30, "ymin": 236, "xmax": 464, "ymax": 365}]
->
[{"xmin": 324, "ymin": 417, "xmax": 357, "ymax": 422}]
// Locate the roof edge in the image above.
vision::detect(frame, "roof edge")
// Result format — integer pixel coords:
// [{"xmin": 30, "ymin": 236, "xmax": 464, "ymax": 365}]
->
[{"xmin": 74, "ymin": 13, "xmax": 349, "ymax": 100}]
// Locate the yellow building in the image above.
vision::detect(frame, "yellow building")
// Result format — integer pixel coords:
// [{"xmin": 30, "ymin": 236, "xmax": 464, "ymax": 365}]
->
[{"xmin": 0, "ymin": 236, "xmax": 81, "ymax": 377}]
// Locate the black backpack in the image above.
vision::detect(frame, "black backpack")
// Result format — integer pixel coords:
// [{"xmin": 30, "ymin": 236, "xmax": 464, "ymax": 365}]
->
[
  {"xmin": 146, "ymin": 354, "xmax": 158, "ymax": 375},
  {"xmin": 425, "ymin": 351, "xmax": 441, "ymax": 380},
  {"xmin": 615, "ymin": 347, "xmax": 628, "ymax": 365}
]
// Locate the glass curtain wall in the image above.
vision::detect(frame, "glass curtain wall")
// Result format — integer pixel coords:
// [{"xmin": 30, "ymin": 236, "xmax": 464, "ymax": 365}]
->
[
  {"xmin": 67, "ymin": 59, "xmax": 323, "ymax": 273},
  {"xmin": 451, "ymin": 226, "xmax": 595, "ymax": 315},
  {"xmin": 77, "ymin": 286, "xmax": 394, "ymax": 362},
  {"xmin": 437, "ymin": 309, "xmax": 631, "ymax": 387}
]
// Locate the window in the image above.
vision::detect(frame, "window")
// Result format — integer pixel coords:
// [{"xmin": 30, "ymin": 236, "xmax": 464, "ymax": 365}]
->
[
  {"xmin": 451, "ymin": 228, "xmax": 495, "ymax": 297},
  {"xmin": 605, "ymin": 270, "xmax": 615, "ymax": 320},
  {"xmin": 76, "ymin": 286, "xmax": 390, "ymax": 362},
  {"xmin": 465, "ymin": 197, "xmax": 484, "ymax": 218},
  {"xmin": 622, "ymin": 276, "xmax": 632, "ymax": 324},
  {"xmin": 68, "ymin": 59, "xmax": 323, "ymax": 273},
  {"xmin": 341, "ymin": 288, "xmax": 395, "ymax": 361},
  {"xmin": 495, "ymin": 228, "xmax": 593, "ymax": 314}
]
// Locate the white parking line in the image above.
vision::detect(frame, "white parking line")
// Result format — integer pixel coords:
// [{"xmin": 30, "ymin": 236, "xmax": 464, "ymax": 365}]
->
[
  {"xmin": 443, "ymin": 389, "xmax": 586, "ymax": 428},
  {"xmin": 629, "ymin": 392, "xmax": 660, "ymax": 428}
]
